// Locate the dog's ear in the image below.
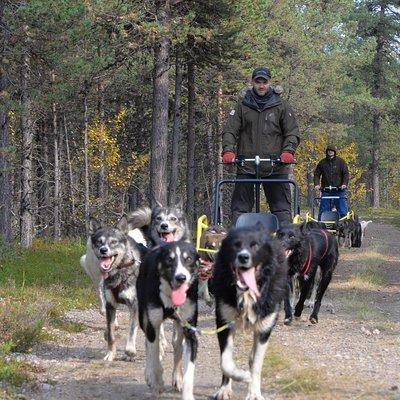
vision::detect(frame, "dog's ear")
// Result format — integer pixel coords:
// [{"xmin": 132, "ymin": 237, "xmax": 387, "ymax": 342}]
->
[
  {"xmin": 117, "ymin": 215, "xmax": 129, "ymax": 233},
  {"xmin": 89, "ymin": 217, "xmax": 102, "ymax": 234}
]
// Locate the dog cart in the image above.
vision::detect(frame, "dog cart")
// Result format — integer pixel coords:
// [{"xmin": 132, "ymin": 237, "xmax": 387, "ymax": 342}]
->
[
  {"xmin": 305, "ymin": 186, "xmax": 355, "ymax": 235},
  {"xmin": 196, "ymin": 156, "xmax": 301, "ymax": 300}
]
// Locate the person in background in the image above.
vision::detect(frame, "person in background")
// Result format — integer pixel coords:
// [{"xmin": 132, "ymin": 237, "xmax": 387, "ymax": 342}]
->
[
  {"xmin": 222, "ymin": 67, "xmax": 300, "ymax": 224},
  {"xmin": 314, "ymin": 144, "xmax": 349, "ymax": 220}
]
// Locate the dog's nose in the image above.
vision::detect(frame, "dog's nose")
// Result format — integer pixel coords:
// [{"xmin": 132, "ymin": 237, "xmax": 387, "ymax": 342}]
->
[
  {"xmin": 160, "ymin": 223, "xmax": 168, "ymax": 230},
  {"xmin": 174, "ymin": 273, "xmax": 187, "ymax": 283},
  {"xmin": 238, "ymin": 253, "xmax": 250, "ymax": 264},
  {"xmin": 100, "ymin": 246, "xmax": 108, "ymax": 255}
]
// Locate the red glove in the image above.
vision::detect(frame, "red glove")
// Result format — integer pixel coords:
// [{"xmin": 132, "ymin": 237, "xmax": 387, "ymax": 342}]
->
[
  {"xmin": 222, "ymin": 151, "xmax": 235, "ymax": 164},
  {"xmin": 280, "ymin": 151, "xmax": 294, "ymax": 164}
]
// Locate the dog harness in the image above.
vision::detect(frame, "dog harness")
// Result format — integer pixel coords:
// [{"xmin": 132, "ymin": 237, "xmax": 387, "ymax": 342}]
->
[
  {"xmin": 301, "ymin": 229, "xmax": 329, "ymax": 278},
  {"xmin": 174, "ymin": 309, "xmax": 235, "ymax": 335}
]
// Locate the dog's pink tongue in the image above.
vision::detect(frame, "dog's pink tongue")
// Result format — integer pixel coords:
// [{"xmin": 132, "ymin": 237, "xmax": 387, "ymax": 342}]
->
[
  {"xmin": 161, "ymin": 232, "xmax": 175, "ymax": 242},
  {"xmin": 240, "ymin": 268, "xmax": 261, "ymax": 298},
  {"xmin": 171, "ymin": 283, "xmax": 189, "ymax": 306}
]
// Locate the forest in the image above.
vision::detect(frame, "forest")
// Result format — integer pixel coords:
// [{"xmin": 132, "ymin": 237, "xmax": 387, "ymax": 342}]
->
[{"xmin": 0, "ymin": 0, "xmax": 399, "ymax": 246}]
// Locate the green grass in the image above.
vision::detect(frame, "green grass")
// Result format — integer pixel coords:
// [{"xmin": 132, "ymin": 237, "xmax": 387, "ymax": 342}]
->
[
  {"xmin": 276, "ymin": 367, "xmax": 327, "ymax": 395},
  {"xmin": 342, "ymin": 290, "xmax": 386, "ymax": 322},
  {"xmin": 261, "ymin": 340, "xmax": 330, "ymax": 397},
  {"xmin": 0, "ymin": 239, "xmax": 96, "ymax": 313},
  {"xmin": 262, "ymin": 342, "xmax": 292, "ymax": 375},
  {"xmin": 0, "ymin": 238, "xmax": 94, "ymax": 388},
  {"xmin": 350, "ymin": 268, "xmax": 388, "ymax": 287},
  {"xmin": 0, "ymin": 239, "xmax": 87, "ymax": 288},
  {"xmin": 0, "ymin": 356, "xmax": 33, "ymax": 386},
  {"xmin": 361, "ymin": 208, "xmax": 400, "ymax": 228}
]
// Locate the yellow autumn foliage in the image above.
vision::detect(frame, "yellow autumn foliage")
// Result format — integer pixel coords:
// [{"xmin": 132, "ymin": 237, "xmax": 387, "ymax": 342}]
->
[
  {"xmin": 294, "ymin": 133, "xmax": 365, "ymax": 205},
  {"xmin": 87, "ymin": 108, "xmax": 149, "ymax": 188}
]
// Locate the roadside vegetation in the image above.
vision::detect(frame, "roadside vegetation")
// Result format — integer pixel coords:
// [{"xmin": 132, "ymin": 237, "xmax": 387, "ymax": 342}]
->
[{"xmin": 0, "ymin": 239, "xmax": 89, "ymax": 388}]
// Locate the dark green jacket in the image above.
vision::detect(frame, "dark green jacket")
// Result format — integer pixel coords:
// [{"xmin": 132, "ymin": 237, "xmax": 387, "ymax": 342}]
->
[
  {"xmin": 222, "ymin": 88, "xmax": 300, "ymax": 175},
  {"xmin": 313, "ymin": 155, "xmax": 349, "ymax": 188}
]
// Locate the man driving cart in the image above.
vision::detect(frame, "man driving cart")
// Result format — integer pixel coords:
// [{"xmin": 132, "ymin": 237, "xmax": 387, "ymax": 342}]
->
[
  {"xmin": 221, "ymin": 67, "xmax": 300, "ymax": 225},
  {"xmin": 314, "ymin": 144, "xmax": 349, "ymax": 220}
]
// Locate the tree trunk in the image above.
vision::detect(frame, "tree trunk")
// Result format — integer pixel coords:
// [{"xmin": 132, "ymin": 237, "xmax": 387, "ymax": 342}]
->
[
  {"xmin": 52, "ymin": 74, "xmax": 61, "ymax": 240},
  {"xmin": 20, "ymin": 26, "xmax": 34, "ymax": 247},
  {"xmin": 169, "ymin": 50, "xmax": 183, "ymax": 206},
  {"xmin": 96, "ymin": 75, "xmax": 105, "ymax": 201},
  {"xmin": 186, "ymin": 41, "xmax": 195, "ymax": 225},
  {"xmin": 0, "ymin": 1, "xmax": 11, "ymax": 242},
  {"xmin": 64, "ymin": 114, "xmax": 77, "ymax": 237},
  {"xmin": 205, "ymin": 104, "xmax": 215, "ymax": 217},
  {"xmin": 215, "ymin": 75, "xmax": 224, "ymax": 223},
  {"xmin": 84, "ymin": 91, "xmax": 90, "ymax": 234},
  {"xmin": 40, "ymin": 125, "xmax": 51, "ymax": 237},
  {"xmin": 370, "ymin": 4, "xmax": 385, "ymax": 208},
  {"xmin": 150, "ymin": 0, "xmax": 170, "ymax": 207},
  {"xmin": 127, "ymin": 185, "xmax": 139, "ymax": 211}
]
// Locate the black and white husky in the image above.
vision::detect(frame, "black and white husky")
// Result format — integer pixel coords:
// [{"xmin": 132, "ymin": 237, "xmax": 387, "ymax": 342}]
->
[
  {"xmin": 212, "ymin": 226, "xmax": 288, "ymax": 400},
  {"xmin": 137, "ymin": 242, "xmax": 198, "ymax": 400},
  {"xmin": 89, "ymin": 217, "xmax": 147, "ymax": 361},
  {"xmin": 80, "ymin": 208, "xmax": 148, "ymax": 315},
  {"xmin": 128, "ymin": 202, "xmax": 191, "ymax": 247}
]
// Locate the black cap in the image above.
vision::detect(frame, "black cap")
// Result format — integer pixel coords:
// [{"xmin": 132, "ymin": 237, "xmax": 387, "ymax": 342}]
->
[{"xmin": 252, "ymin": 67, "xmax": 272, "ymax": 80}]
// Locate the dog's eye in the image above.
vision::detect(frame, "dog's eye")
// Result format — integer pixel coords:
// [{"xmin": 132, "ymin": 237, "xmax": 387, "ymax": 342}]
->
[
  {"xmin": 288, "ymin": 233, "xmax": 295, "ymax": 238},
  {"xmin": 250, "ymin": 241, "xmax": 259, "ymax": 250},
  {"xmin": 169, "ymin": 216, "xmax": 177, "ymax": 222},
  {"xmin": 185, "ymin": 256, "xmax": 192, "ymax": 263},
  {"xmin": 234, "ymin": 241, "xmax": 242, "ymax": 249},
  {"xmin": 156, "ymin": 216, "xmax": 162, "ymax": 221}
]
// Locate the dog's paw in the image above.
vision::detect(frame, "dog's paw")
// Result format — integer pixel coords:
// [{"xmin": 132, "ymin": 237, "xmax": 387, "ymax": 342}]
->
[
  {"xmin": 284, "ymin": 316, "xmax": 292, "ymax": 325},
  {"xmin": 214, "ymin": 386, "xmax": 233, "ymax": 400},
  {"xmin": 309, "ymin": 315, "xmax": 318, "ymax": 324},
  {"xmin": 103, "ymin": 351, "xmax": 115, "ymax": 361},
  {"xmin": 172, "ymin": 371, "xmax": 183, "ymax": 392},
  {"xmin": 122, "ymin": 349, "xmax": 136, "ymax": 362},
  {"xmin": 124, "ymin": 344, "xmax": 136, "ymax": 359}
]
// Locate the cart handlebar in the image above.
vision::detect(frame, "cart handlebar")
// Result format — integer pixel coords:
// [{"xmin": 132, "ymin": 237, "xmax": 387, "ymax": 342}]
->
[{"xmin": 225, "ymin": 155, "xmax": 296, "ymax": 166}]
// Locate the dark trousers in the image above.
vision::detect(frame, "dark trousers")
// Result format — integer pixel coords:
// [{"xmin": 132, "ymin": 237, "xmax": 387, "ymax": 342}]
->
[{"xmin": 231, "ymin": 173, "xmax": 292, "ymax": 225}]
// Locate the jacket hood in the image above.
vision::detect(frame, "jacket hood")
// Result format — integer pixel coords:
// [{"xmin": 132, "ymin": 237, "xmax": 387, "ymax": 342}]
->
[{"xmin": 326, "ymin": 144, "xmax": 337, "ymax": 156}]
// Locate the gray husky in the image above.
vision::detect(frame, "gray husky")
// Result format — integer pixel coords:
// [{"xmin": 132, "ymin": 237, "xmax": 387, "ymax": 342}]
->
[
  {"xmin": 127, "ymin": 202, "xmax": 191, "ymax": 246},
  {"xmin": 89, "ymin": 216, "xmax": 147, "ymax": 361}
]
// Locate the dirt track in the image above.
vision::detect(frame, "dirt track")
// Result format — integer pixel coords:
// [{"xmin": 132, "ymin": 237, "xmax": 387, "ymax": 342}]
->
[{"xmin": 12, "ymin": 221, "xmax": 400, "ymax": 400}]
